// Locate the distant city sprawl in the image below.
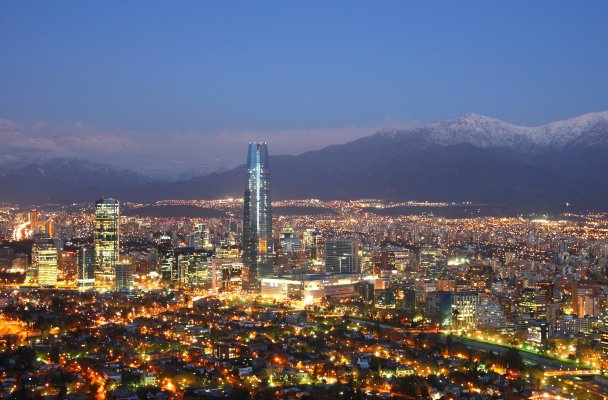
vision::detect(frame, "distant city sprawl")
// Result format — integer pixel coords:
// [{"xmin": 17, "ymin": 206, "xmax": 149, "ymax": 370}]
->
[{"xmin": 0, "ymin": 145, "xmax": 607, "ymax": 399}]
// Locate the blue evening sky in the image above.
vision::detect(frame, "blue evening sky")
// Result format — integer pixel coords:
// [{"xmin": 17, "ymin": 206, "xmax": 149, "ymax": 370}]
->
[{"xmin": 1, "ymin": 1, "xmax": 607, "ymax": 172}]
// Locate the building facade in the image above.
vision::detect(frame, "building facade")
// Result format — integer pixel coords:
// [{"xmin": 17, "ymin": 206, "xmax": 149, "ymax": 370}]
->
[
  {"xmin": 115, "ymin": 263, "xmax": 133, "ymax": 290},
  {"xmin": 325, "ymin": 238, "xmax": 360, "ymax": 274},
  {"xmin": 78, "ymin": 246, "xmax": 95, "ymax": 290},
  {"xmin": 94, "ymin": 198, "xmax": 120, "ymax": 283},
  {"xmin": 33, "ymin": 234, "xmax": 58, "ymax": 287},
  {"xmin": 242, "ymin": 143, "xmax": 273, "ymax": 291}
]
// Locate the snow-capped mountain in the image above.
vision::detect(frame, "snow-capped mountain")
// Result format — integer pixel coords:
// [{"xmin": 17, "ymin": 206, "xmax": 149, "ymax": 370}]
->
[
  {"xmin": 2, "ymin": 111, "xmax": 608, "ymax": 210},
  {"xmin": 126, "ymin": 110, "xmax": 608, "ymax": 210},
  {"xmin": 379, "ymin": 110, "xmax": 608, "ymax": 149}
]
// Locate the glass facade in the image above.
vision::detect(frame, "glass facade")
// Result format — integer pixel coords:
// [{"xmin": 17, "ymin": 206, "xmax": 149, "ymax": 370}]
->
[
  {"xmin": 242, "ymin": 143, "xmax": 273, "ymax": 291},
  {"xmin": 94, "ymin": 198, "xmax": 120, "ymax": 283},
  {"xmin": 33, "ymin": 234, "xmax": 58, "ymax": 287},
  {"xmin": 325, "ymin": 238, "xmax": 360, "ymax": 274},
  {"xmin": 78, "ymin": 245, "xmax": 95, "ymax": 290}
]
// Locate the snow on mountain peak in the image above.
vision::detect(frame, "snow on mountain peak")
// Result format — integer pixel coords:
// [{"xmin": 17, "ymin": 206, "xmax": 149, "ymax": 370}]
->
[
  {"xmin": 528, "ymin": 110, "xmax": 608, "ymax": 146},
  {"xmin": 424, "ymin": 113, "xmax": 530, "ymax": 148},
  {"xmin": 388, "ymin": 110, "xmax": 608, "ymax": 149}
]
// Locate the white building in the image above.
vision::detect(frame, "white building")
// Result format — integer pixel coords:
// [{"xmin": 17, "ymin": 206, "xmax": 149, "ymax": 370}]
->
[{"xmin": 475, "ymin": 301, "xmax": 506, "ymax": 328}]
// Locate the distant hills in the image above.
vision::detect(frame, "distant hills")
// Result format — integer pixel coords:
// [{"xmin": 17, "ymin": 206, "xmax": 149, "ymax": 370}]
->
[
  {"xmin": 2, "ymin": 111, "xmax": 608, "ymax": 211},
  {"xmin": 0, "ymin": 158, "xmax": 151, "ymax": 204}
]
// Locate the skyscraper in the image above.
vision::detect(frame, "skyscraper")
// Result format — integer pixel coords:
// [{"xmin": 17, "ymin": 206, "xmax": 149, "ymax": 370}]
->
[
  {"xmin": 32, "ymin": 234, "xmax": 58, "ymax": 287},
  {"xmin": 94, "ymin": 198, "xmax": 120, "ymax": 284},
  {"xmin": 78, "ymin": 246, "xmax": 95, "ymax": 290},
  {"xmin": 325, "ymin": 238, "xmax": 360, "ymax": 274},
  {"xmin": 242, "ymin": 143, "xmax": 273, "ymax": 291},
  {"xmin": 158, "ymin": 235, "xmax": 175, "ymax": 282},
  {"xmin": 115, "ymin": 263, "xmax": 133, "ymax": 291},
  {"xmin": 190, "ymin": 223, "xmax": 209, "ymax": 250}
]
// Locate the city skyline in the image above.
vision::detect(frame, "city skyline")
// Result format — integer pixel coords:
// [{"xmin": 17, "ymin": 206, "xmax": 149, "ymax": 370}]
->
[
  {"xmin": 2, "ymin": 181, "xmax": 608, "ymax": 398},
  {"xmin": 1, "ymin": 2, "xmax": 608, "ymax": 399}
]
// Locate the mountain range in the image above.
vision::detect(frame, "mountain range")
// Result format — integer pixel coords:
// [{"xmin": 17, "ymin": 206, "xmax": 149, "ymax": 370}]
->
[
  {"xmin": 0, "ymin": 158, "xmax": 151, "ymax": 204},
  {"xmin": 2, "ymin": 111, "xmax": 608, "ymax": 211}
]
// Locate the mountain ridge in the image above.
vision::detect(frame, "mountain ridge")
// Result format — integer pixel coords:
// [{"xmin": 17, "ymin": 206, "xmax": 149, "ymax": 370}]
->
[
  {"xmin": 375, "ymin": 110, "xmax": 608, "ymax": 149},
  {"xmin": 1, "ymin": 111, "xmax": 608, "ymax": 210},
  {"xmin": 124, "ymin": 110, "xmax": 608, "ymax": 210}
]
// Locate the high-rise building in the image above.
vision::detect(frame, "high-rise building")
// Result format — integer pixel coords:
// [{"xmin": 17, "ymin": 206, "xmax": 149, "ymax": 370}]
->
[
  {"xmin": 242, "ymin": 143, "xmax": 273, "ymax": 291},
  {"xmin": 573, "ymin": 284, "xmax": 597, "ymax": 318},
  {"xmin": 303, "ymin": 229, "xmax": 322, "ymax": 261},
  {"xmin": 325, "ymin": 238, "xmax": 360, "ymax": 274},
  {"xmin": 28, "ymin": 210, "xmax": 39, "ymax": 226},
  {"xmin": 0, "ymin": 246, "xmax": 14, "ymax": 269},
  {"xmin": 355, "ymin": 281, "xmax": 375, "ymax": 304},
  {"xmin": 45, "ymin": 220, "xmax": 55, "ymax": 237},
  {"xmin": 115, "ymin": 263, "xmax": 133, "ymax": 290},
  {"xmin": 59, "ymin": 250, "xmax": 77, "ymax": 282},
  {"xmin": 190, "ymin": 223, "xmax": 209, "ymax": 250},
  {"xmin": 94, "ymin": 198, "xmax": 120, "ymax": 283},
  {"xmin": 536, "ymin": 280, "xmax": 554, "ymax": 304},
  {"xmin": 158, "ymin": 236, "xmax": 175, "ymax": 282},
  {"xmin": 451, "ymin": 292, "xmax": 482, "ymax": 330},
  {"xmin": 78, "ymin": 246, "xmax": 95, "ymax": 290},
  {"xmin": 32, "ymin": 234, "xmax": 58, "ymax": 287},
  {"xmin": 175, "ymin": 247, "xmax": 209, "ymax": 287}
]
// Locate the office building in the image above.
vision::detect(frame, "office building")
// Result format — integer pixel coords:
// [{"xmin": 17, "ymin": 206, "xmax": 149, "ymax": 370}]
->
[
  {"xmin": 573, "ymin": 284, "xmax": 598, "ymax": 318},
  {"xmin": 115, "ymin": 263, "xmax": 133, "ymax": 290},
  {"xmin": 158, "ymin": 236, "xmax": 175, "ymax": 282},
  {"xmin": 94, "ymin": 198, "xmax": 120, "ymax": 283},
  {"xmin": 475, "ymin": 301, "xmax": 506, "ymax": 328},
  {"xmin": 190, "ymin": 223, "xmax": 210, "ymax": 250},
  {"xmin": 451, "ymin": 292, "xmax": 482, "ymax": 330},
  {"xmin": 32, "ymin": 234, "xmax": 58, "ymax": 287},
  {"xmin": 175, "ymin": 247, "xmax": 209, "ymax": 287},
  {"xmin": 0, "ymin": 246, "xmax": 14, "ymax": 269},
  {"xmin": 242, "ymin": 143, "xmax": 273, "ymax": 291},
  {"xmin": 78, "ymin": 246, "xmax": 95, "ymax": 290},
  {"xmin": 325, "ymin": 238, "xmax": 360, "ymax": 274},
  {"xmin": 375, "ymin": 288, "xmax": 397, "ymax": 308},
  {"xmin": 426, "ymin": 291, "xmax": 453, "ymax": 326},
  {"xmin": 355, "ymin": 281, "xmax": 375, "ymax": 304}
]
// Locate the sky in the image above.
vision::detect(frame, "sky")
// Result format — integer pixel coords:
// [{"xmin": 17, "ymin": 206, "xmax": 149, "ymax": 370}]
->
[{"xmin": 1, "ymin": 1, "xmax": 607, "ymax": 176}]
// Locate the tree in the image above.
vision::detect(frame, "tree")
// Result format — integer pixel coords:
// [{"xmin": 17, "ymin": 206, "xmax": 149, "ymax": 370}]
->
[
  {"xmin": 391, "ymin": 376, "xmax": 430, "ymax": 399},
  {"xmin": 227, "ymin": 387, "xmax": 251, "ymax": 400},
  {"xmin": 541, "ymin": 340, "xmax": 556, "ymax": 356},
  {"xmin": 527, "ymin": 364, "xmax": 544, "ymax": 389},
  {"xmin": 49, "ymin": 346, "xmax": 61, "ymax": 363},
  {"xmin": 502, "ymin": 348, "xmax": 525, "ymax": 372},
  {"xmin": 15, "ymin": 346, "xmax": 36, "ymax": 371}
]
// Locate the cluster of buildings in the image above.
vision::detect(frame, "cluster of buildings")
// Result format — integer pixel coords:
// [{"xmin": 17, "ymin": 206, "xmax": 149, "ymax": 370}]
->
[
  {"xmin": 1, "ymin": 143, "xmax": 608, "ymax": 398},
  {"xmin": 5, "ymin": 198, "xmax": 124, "ymax": 290}
]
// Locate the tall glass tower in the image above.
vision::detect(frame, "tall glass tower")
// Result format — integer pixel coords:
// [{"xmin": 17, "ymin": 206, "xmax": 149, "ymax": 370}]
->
[
  {"xmin": 242, "ymin": 143, "xmax": 273, "ymax": 291},
  {"xmin": 33, "ymin": 234, "xmax": 58, "ymax": 287},
  {"xmin": 94, "ymin": 197, "xmax": 120, "ymax": 284},
  {"xmin": 77, "ymin": 245, "xmax": 95, "ymax": 290}
]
